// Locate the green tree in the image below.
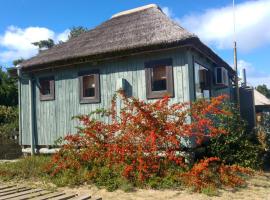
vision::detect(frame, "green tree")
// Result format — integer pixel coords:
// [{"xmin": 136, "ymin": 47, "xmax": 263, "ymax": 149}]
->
[
  {"xmin": 32, "ymin": 38, "xmax": 55, "ymax": 51},
  {"xmin": 0, "ymin": 67, "xmax": 18, "ymax": 106},
  {"xmin": 68, "ymin": 26, "xmax": 88, "ymax": 40},
  {"xmin": 31, "ymin": 26, "xmax": 88, "ymax": 49},
  {"xmin": 0, "ymin": 105, "xmax": 18, "ymax": 136},
  {"xmin": 256, "ymin": 84, "xmax": 270, "ymax": 99},
  {"xmin": 12, "ymin": 58, "xmax": 25, "ymax": 66}
]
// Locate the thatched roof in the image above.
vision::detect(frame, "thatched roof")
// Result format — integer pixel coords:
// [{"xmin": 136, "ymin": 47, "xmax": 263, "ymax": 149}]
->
[{"xmin": 21, "ymin": 4, "xmax": 233, "ymax": 73}]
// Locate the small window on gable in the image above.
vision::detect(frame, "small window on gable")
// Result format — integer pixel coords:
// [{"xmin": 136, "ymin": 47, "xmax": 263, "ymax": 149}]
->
[
  {"xmin": 145, "ymin": 58, "xmax": 174, "ymax": 99},
  {"xmin": 39, "ymin": 76, "xmax": 55, "ymax": 101},
  {"xmin": 79, "ymin": 70, "xmax": 100, "ymax": 104}
]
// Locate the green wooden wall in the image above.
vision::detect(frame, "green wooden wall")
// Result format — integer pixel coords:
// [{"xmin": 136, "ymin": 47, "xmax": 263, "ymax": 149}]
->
[
  {"xmin": 189, "ymin": 50, "xmax": 233, "ymax": 99},
  {"xmin": 20, "ymin": 48, "xmax": 191, "ymax": 146}
]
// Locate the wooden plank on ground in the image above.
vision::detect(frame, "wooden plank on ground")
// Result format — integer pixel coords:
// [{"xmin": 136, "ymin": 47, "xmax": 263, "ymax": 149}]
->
[
  {"xmin": 69, "ymin": 194, "xmax": 92, "ymax": 200},
  {"xmin": 0, "ymin": 184, "xmax": 101, "ymax": 200},
  {"xmin": 0, "ymin": 185, "xmax": 17, "ymax": 190},
  {"xmin": 0, "ymin": 187, "xmax": 30, "ymax": 196},
  {"xmin": 30, "ymin": 192, "xmax": 66, "ymax": 200},
  {"xmin": 0, "ymin": 189, "xmax": 42, "ymax": 200},
  {"xmin": 8, "ymin": 190, "xmax": 52, "ymax": 200},
  {"xmin": 0, "ymin": 186, "xmax": 27, "ymax": 194},
  {"xmin": 48, "ymin": 193, "xmax": 76, "ymax": 200},
  {"xmin": 93, "ymin": 197, "xmax": 102, "ymax": 200}
]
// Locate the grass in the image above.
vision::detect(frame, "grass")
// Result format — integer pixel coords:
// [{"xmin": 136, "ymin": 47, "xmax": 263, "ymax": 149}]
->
[
  {"xmin": 201, "ymin": 186, "xmax": 218, "ymax": 196},
  {"xmin": 0, "ymin": 156, "xmax": 89, "ymax": 188},
  {"xmin": 0, "ymin": 156, "xmax": 254, "ymax": 196},
  {"xmin": 0, "ymin": 156, "xmax": 183, "ymax": 191},
  {"xmin": 0, "ymin": 156, "xmax": 51, "ymax": 181}
]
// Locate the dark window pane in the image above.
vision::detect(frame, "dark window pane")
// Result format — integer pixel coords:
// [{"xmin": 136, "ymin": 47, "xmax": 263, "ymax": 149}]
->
[
  {"xmin": 194, "ymin": 63, "xmax": 210, "ymax": 99},
  {"xmin": 151, "ymin": 66, "xmax": 167, "ymax": 91},
  {"xmin": 199, "ymin": 68, "xmax": 208, "ymax": 89},
  {"xmin": 40, "ymin": 79, "xmax": 51, "ymax": 95},
  {"xmin": 83, "ymin": 75, "xmax": 95, "ymax": 97},
  {"xmin": 216, "ymin": 68, "xmax": 222, "ymax": 83}
]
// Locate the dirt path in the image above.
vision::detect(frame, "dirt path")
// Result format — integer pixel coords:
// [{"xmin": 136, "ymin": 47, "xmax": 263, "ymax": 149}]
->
[{"xmin": 61, "ymin": 173, "xmax": 270, "ymax": 200}]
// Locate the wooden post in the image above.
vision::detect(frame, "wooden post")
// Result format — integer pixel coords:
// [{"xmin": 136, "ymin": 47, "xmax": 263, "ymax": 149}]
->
[
  {"xmin": 17, "ymin": 68, "xmax": 22, "ymax": 146},
  {"xmin": 29, "ymin": 77, "xmax": 35, "ymax": 155}
]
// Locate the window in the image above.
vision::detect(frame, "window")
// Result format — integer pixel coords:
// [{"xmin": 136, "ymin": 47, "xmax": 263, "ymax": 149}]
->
[
  {"xmin": 79, "ymin": 70, "xmax": 100, "ymax": 103},
  {"xmin": 215, "ymin": 67, "xmax": 229, "ymax": 86},
  {"xmin": 39, "ymin": 76, "xmax": 55, "ymax": 101},
  {"xmin": 145, "ymin": 58, "xmax": 174, "ymax": 99},
  {"xmin": 194, "ymin": 62, "xmax": 211, "ymax": 99}
]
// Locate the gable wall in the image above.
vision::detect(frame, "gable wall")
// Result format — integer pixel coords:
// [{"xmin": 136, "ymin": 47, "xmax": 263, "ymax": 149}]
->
[
  {"xmin": 20, "ymin": 48, "xmax": 190, "ymax": 146},
  {"xmin": 188, "ymin": 50, "xmax": 233, "ymax": 99}
]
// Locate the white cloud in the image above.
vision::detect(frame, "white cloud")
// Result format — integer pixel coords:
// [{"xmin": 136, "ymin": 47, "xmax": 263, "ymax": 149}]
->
[
  {"xmin": 178, "ymin": 0, "xmax": 270, "ymax": 52},
  {"xmin": 56, "ymin": 29, "xmax": 70, "ymax": 42},
  {"xmin": 162, "ymin": 3, "xmax": 270, "ymax": 87},
  {"xmin": 162, "ymin": 6, "xmax": 181, "ymax": 24},
  {"xmin": 162, "ymin": 7, "xmax": 173, "ymax": 18},
  {"xmin": 0, "ymin": 26, "xmax": 70, "ymax": 65},
  {"xmin": 238, "ymin": 59, "xmax": 270, "ymax": 87}
]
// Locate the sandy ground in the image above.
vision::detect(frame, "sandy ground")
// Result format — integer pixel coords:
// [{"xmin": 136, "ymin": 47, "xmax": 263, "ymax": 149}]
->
[{"xmin": 60, "ymin": 173, "xmax": 270, "ymax": 200}]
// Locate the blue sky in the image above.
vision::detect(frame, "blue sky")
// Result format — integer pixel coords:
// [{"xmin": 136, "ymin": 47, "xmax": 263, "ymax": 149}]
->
[{"xmin": 0, "ymin": 0, "xmax": 270, "ymax": 87}]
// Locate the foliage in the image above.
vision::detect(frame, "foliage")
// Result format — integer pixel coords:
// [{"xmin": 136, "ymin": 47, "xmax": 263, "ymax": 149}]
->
[
  {"xmin": 0, "ymin": 156, "xmax": 51, "ymax": 181},
  {"xmin": 182, "ymin": 157, "xmax": 253, "ymax": 192},
  {"xmin": 256, "ymin": 112, "xmax": 270, "ymax": 168},
  {"xmin": 44, "ymin": 92, "xmax": 243, "ymax": 191},
  {"xmin": 0, "ymin": 105, "xmax": 18, "ymax": 137},
  {"xmin": 206, "ymin": 104, "xmax": 264, "ymax": 169},
  {"xmin": 12, "ymin": 58, "xmax": 25, "ymax": 66},
  {"xmin": 256, "ymin": 84, "xmax": 270, "ymax": 99},
  {"xmin": 32, "ymin": 38, "xmax": 55, "ymax": 51},
  {"xmin": 68, "ymin": 26, "xmax": 88, "ymax": 40},
  {"xmin": 0, "ymin": 67, "xmax": 18, "ymax": 106},
  {"xmin": 259, "ymin": 112, "xmax": 270, "ymax": 136},
  {"xmin": 0, "ymin": 94, "xmax": 254, "ymax": 193},
  {"xmin": 30, "ymin": 26, "xmax": 88, "ymax": 50}
]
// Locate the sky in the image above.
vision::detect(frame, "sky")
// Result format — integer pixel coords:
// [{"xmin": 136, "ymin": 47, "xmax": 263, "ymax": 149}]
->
[{"xmin": 0, "ymin": 0, "xmax": 270, "ymax": 87}]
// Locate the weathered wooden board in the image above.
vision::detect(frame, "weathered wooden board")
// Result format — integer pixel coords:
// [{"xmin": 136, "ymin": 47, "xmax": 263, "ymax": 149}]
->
[
  {"xmin": 0, "ymin": 187, "xmax": 29, "ymax": 195},
  {"xmin": 0, "ymin": 183, "xmax": 94, "ymax": 200},
  {"xmin": 69, "ymin": 194, "xmax": 92, "ymax": 200},
  {"xmin": 30, "ymin": 192, "xmax": 66, "ymax": 200},
  {"xmin": 7, "ymin": 190, "xmax": 51, "ymax": 200},
  {"xmin": 0, "ymin": 189, "xmax": 42, "ymax": 200}
]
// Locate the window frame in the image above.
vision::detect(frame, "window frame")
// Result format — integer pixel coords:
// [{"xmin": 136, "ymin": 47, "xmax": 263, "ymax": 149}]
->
[
  {"xmin": 39, "ymin": 76, "xmax": 55, "ymax": 101},
  {"xmin": 145, "ymin": 58, "xmax": 174, "ymax": 99},
  {"xmin": 193, "ymin": 61, "xmax": 212, "ymax": 99},
  {"xmin": 79, "ymin": 69, "xmax": 100, "ymax": 104}
]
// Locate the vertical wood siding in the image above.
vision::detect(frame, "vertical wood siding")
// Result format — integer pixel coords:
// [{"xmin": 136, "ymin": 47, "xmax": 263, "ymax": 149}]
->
[
  {"xmin": 190, "ymin": 50, "xmax": 232, "ymax": 98},
  {"xmin": 20, "ymin": 49, "xmax": 190, "ymax": 145},
  {"xmin": 20, "ymin": 75, "xmax": 31, "ymax": 145}
]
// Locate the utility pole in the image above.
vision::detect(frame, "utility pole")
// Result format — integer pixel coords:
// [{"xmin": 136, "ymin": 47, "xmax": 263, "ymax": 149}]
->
[
  {"xmin": 234, "ymin": 41, "xmax": 240, "ymax": 105},
  {"xmin": 233, "ymin": 0, "xmax": 240, "ymax": 106}
]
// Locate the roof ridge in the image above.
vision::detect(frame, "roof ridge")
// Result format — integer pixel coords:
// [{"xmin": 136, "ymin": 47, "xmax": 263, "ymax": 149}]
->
[{"xmin": 111, "ymin": 4, "xmax": 159, "ymax": 18}]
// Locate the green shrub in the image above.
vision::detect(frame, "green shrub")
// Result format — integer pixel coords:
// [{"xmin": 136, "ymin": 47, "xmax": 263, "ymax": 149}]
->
[
  {"xmin": 51, "ymin": 168, "xmax": 88, "ymax": 187},
  {"xmin": 201, "ymin": 185, "xmax": 218, "ymax": 196},
  {"xmin": 256, "ymin": 112, "xmax": 270, "ymax": 168},
  {"xmin": 0, "ymin": 156, "xmax": 51, "ymax": 181},
  {"xmin": 206, "ymin": 104, "xmax": 264, "ymax": 169},
  {"xmin": 0, "ymin": 105, "xmax": 18, "ymax": 137}
]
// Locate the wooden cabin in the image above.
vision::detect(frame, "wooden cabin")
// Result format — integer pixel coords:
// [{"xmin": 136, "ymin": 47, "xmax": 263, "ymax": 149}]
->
[{"xmin": 11, "ymin": 4, "xmax": 235, "ymax": 153}]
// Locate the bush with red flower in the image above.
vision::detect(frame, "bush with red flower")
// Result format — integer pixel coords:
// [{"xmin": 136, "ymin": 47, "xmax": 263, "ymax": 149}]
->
[{"xmin": 45, "ymin": 91, "xmax": 252, "ymax": 191}]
